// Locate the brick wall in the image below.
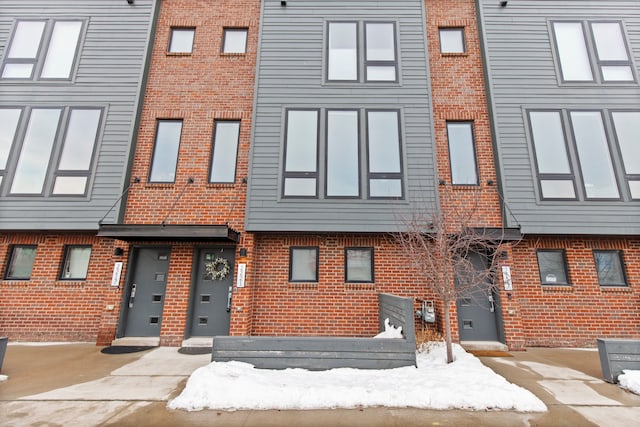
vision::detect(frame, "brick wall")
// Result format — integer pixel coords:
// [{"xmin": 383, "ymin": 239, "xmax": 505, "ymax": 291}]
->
[{"xmin": 0, "ymin": 233, "xmax": 118, "ymax": 342}]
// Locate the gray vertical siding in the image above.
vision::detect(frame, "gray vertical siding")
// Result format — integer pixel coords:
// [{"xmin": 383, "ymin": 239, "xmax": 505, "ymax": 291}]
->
[
  {"xmin": 0, "ymin": 0, "xmax": 156, "ymax": 230},
  {"xmin": 246, "ymin": 0, "xmax": 436, "ymax": 232},
  {"xmin": 478, "ymin": 0, "xmax": 640, "ymax": 235}
]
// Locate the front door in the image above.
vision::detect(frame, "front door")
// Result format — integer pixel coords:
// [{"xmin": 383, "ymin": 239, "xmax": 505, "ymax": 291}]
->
[
  {"xmin": 189, "ymin": 247, "xmax": 235, "ymax": 337},
  {"xmin": 456, "ymin": 253, "xmax": 501, "ymax": 341},
  {"xmin": 123, "ymin": 247, "xmax": 170, "ymax": 337}
]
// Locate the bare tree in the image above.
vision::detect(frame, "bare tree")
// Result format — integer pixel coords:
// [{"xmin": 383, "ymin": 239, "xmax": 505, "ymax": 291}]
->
[{"xmin": 394, "ymin": 196, "xmax": 514, "ymax": 363}]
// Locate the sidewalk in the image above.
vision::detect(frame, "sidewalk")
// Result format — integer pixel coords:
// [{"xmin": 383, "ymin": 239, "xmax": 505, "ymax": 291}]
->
[{"xmin": 1, "ymin": 343, "xmax": 639, "ymax": 426}]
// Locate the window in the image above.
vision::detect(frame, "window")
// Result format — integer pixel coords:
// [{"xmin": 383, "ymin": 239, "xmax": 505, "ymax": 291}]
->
[
  {"xmin": 327, "ymin": 21, "xmax": 397, "ymax": 83},
  {"xmin": 326, "ymin": 110, "xmax": 359, "ymax": 197},
  {"xmin": 345, "ymin": 248, "xmax": 373, "ymax": 282},
  {"xmin": 209, "ymin": 121, "xmax": 240, "ymax": 183},
  {"xmin": 283, "ymin": 110, "xmax": 319, "ymax": 197},
  {"xmin": 168, "ymin": 28, "xmax": 195, "ymax": 53},
  {"xmin": 5, "ymin": 245, "xmax": 37, "ymax": 280},
  {"xmin": 447, "ymin": 122, "xmax": 478, "ymax": 185},
  {"xmin": 364, "ymin": 22, "xmax": 397, "ymax": 82},
  {"xmin": 611, "ymin": 112, "xmax": 640, "ymax": 199},
  {"xmin": 59, "ymin": 245, "xmax": 91, "ymax": 280},
  {"xmin": 149, "ymin": 120, "xmax": 182, "ymax": 183},
  {"xmin": 439, "ymin": 28, "xmax": 465, "ymax": 53},
  {"xmin": 289, "ymin": 247, "xmax": 318, "ymax": 282},
  {"xmin": 552, "ymin": 21, "xmax": 634, "ymax": 83},
  {"xmin": 2, "ymin": 20, "xmax": 83, "ymax": 80},
  {"xmin": 367, "ymin": 110, "xmax": 403, "ymax": 198},
  {"xmin": 593, "ymin": 250, "xmax": 627, "ymax": 286},
  {"xmin": 222, "ymin": 28, "xmax": 248, "ymax": 54},
  {"xmin": 536, "ymin": 250, "xmax": 569, "ymax": 286},
  {"xmin": 2, "ymin": 107, "xmax": 102, "ymax": 196}
]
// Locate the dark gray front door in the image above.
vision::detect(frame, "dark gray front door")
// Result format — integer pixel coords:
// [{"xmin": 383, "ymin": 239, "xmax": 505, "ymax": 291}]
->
[
  {"xmin": 123, "ymin": 247, "xmax": 170, "ymax": 337},
  {"xmin": 456, "ymin": 253, "xmax": 500, "ymax": 341},
  {"xmin": 189, "ymin": 247, "xmax": 235, "ymax": 337}
]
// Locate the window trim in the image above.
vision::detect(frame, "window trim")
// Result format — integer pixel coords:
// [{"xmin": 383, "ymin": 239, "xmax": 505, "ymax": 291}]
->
[
  {"xmin": 325, "ymin": 109, "xmax": 361, "ymax": 199},
  {"xmin": 344, "ymin": 247, "xmax": 374, "ymax": 283},
  {"xmin": 446, "ymin": 121, "xmax": 479, "ymax": 186},
  {"xmin": 363, "ymin": 21, "xmax": 398, "ymax": 83},
  {"xmin": 438, "ymin": 27, "xmax": 466, "ymax": 54},
  {"xmin": 148, "ymin": 119, "xmax": 183, "ymax": 184},
  {"xmin": 58, "ymin": 245, "xmax": 92, "ymax": 281},
  {"xmin": 208, "ymin": 119, "xmax": 241, "ymax": 184},
  {"xmin": 588, "ymin": 21, "xmax": 636, "ymax": 83},
  {"xmin": 221, "ymin": 27, "xmax": 248, "ymax": 54},
  {"xmin": 167, "ymin": 27, "xmax": 196, "ymax": 54},
  {"xmin": 365, "ymin": 109, "xmax": 404, "ymax": 199},
  {"xmin": 609, "ymin": 109, "xmax": 640, "ymax": 200},
  {"xmin": 593, "ymin": 249, "xmax": 628, "ymax": 287},
  {"xmin": 536, "ymin": 249, "xmax": 570, "ymax": 286},
  {"xmin": 282, "ymin": 108, "xmax": 320, "ymax": 199},
  {"xmin": 0, "ymin": 107, "xmax": 24, "ymax": 187},
  {"xmin": 4, "ymin": 244, "xmax": 37, "ymax": 280},
  {"xmin": 289, "ymin": 246, "xmax": 319, "ymax": 283}
]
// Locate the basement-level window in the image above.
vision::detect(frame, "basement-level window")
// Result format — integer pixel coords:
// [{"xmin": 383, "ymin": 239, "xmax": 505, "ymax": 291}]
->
[
  {"xmin": 289, "ymin": 247, "xmax": 318, "ymax": 282},
  {"xmin": 536, "ymin": 250, "xmax": 569, "ymax": 286},
  {"xmin": 593, "ymin": 250, "xmax": 627, "ymax": 287},
  {"xmin": 59, "ymin": 245, "xmax": 92, "ymax": 280},
  {"xmin": 345, "ymin": 247, "xmax": 374, "ymax": 283},
  {"xmin": 5, "ymin": 245, "xmax": 37, "ymax": 280}
]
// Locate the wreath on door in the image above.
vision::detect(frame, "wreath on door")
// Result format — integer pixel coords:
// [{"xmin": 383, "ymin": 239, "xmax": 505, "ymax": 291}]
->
[{"xmin": 205, "ymin": 257, "xmax": 230, "ymax": 281}]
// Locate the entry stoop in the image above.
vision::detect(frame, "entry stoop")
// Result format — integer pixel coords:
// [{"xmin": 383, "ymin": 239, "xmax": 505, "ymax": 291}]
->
[
  {"xmin": 181, "ymin": 337, "xmax": 213, "ymax": 348},
  {"xmin": 111, "ymin": 337, "xmax": 160, "ymax": 347},
  {"xmin": 460, "ymin": 341, "xmax": 509, "ymax": 352}
]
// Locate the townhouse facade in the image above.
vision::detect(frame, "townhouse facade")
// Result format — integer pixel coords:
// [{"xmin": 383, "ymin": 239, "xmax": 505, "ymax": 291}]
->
[{"xmin": 1, "ymin": 0, "xmax": 638, "ymax": 350}]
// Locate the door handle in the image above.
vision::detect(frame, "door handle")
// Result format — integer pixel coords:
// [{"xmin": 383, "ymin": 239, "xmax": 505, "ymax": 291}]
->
[
  {"xmin": 488, "ymin": 294, "xmax": 495, "ymax": 313},
  {"xmin": 226, "ymin": 286, "xmax": 232, "ymax": 312},
  {"xmin": 129, "ymin": 283, "xmax": 137, "ymax": 308}
]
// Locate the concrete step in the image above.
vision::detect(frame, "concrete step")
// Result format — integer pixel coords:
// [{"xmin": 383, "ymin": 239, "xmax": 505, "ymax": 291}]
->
[
  {"xmin": 181, "ymin": 337, "xmax": 213, "ymax": 348},
  {"xmin": 460, "ymin": 340, "xmax": 509, "ymax": 352},
  {"xmin": 110, "ymin": 337, "xmax": 160, "ymax": 347}
]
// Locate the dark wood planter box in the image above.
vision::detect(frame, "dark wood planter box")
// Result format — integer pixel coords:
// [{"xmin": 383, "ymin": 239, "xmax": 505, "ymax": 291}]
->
[{"xmin": 597, "ymin": 338, "xmax": 640, "ymax": 383}]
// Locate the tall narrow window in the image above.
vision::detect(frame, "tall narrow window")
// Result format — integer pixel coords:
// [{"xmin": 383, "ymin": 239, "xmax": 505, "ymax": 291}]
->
[
  {"xmin": 591, "ymin": 22, "xmax": 633, "ymax": 81},
  {"xmin": 209, "ymin": 121, "xmax": 240, "ymax": 183},
  {"xmin": 0, "ymin": 109, "xmax": 22, "ymax": 187},
  {"xmin": 611, "ymin": 112, "xmax": 640, "ymax": 199},
  {"xmin": 40, "ymin": 21, "xmax": 82, "ymax": 79},
  {"xmin": 10, "ymin": 108, "xmax": 61, "ymax": 194},
  {"xmin": 168, "ymin": 28, "xmax": 195, "ymax": 53},
  {"xmin": 327, "ymin": 22, "xmax": 357, "ymax": 81},
  {"xmin": 552, "ymin": 22, "xmax": 593, "ymax": 82},
  {"xmin": 5, "ymin": 245, "xmax": 37, "ymax": 280},
  {"xmin": 367, "ymin": 110, "xmax": 403, "ymax": 198},
  {"xmin": 447, "ymin": 122, "xmax": 478, "ymax": 185},
  {"xmin": 289, "ymin": 247, "xmax": 318, "ymax": 282},
  {"xmin": 529, "ymin": 111, "xmax": 576, "ymax": 199},
  {"xmin": 364, "ymin": 22, "xmax": 397, "ymax": 82},
  {"xmin": 345, "ymin": 248, "xmax": 374, "ymax": 283},
  {"xmin": 593, "ymin": 250, "xmax": 627, "ymax": 286},
  {"xmin": 570, "ymin": 111, "xmax": 619, "ymax": 199},
  {"xmin": 536, "ymin": 250, "xmax": 569, "ymax": 286},
  {"xmin": 222, "ymin": 28, "xmax": 248, "ymax": 54},
  {"xmin": 326, "ymin": 110, "xmax": 359, "ymax": 197},
  {"xmin": 59, "ymin": 245, "xmax": 92, "ymax": 280},
  {"xmin": 149, "ymin": 120, "xmax": 182, "ymax": 183},
  {"xmin": 439, "ymin": 28, "xmax": 465, "ymax": 53},
  {"xmin": 1, "ymin": 21, "xmax": 45, "ymax": 78},
  {"xmin": 283, "ymin": 110, "xmax": 318, "ymax": 197},
  {"xmin": 53, "ymin": 109, "xmax": 101, "ymax": 195}
]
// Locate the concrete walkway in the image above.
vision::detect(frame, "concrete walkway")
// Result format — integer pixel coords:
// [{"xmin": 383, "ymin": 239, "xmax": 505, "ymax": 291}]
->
[{"xmin": 1, "ymin": 343, "xmax": 639, "ymax": 426}]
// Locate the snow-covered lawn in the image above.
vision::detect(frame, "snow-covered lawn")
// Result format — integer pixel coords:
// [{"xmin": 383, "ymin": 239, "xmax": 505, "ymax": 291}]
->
[
  {"xmin": 168, "ymin": 342, "xmax": 547, "ymax": 412},
  {"xmin": 618, "ymin": 370, "xmax": 640, "ymax": 395}
]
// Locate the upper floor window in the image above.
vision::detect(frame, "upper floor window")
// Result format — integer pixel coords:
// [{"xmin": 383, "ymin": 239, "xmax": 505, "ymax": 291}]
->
[
  {"xmin": 5, "ymin": 245, "xmax": 37, "ymax": 280},
  {"xmin": 367, "ymin": 110, "xmax": 403, "ymax": 198},
  {"xmin": 1, "ymin": 106, "xmax": 102, "ymax": 197},
  {"xmin": 446, "ymin": 122, "xmax": 478, "ymax": 185},
  {"xmin": 222, "ymin": 28, "xmax": 248, "ymax": 54},
  {"xmin": 168, "ymin": 27, "xmax": 195, "ymax": 54},
  {"xmin": 149, "ymin": 120, "xmax": 183, "ymax": 183},
  {"xmin": 1, "ymin": 20, "xmax": 83, "ymax": 80},
  {"xmin": 552, "ymin": 21, "xmax": 634, "ymax": 83},
  {"xmin": 59, "ymin": 245, "xmax": 91, "ymax": 280},
  {"xmin": 283, "ymin": 110, "xmax": 319, "ymax": 197},
  {"xmin": 593, "ymin": 250, "xmax": 627, "ymax": 287},
  {"xmin": 439, "ymin": 28, "xmax": 465, "ymax": 54},
  {"xmin": 327, "ymin": 21, "xmax": 397, "ymax": 83},
  {"xmin": 528, "ymin": 109, "xmax": 637, "ymax": 201},
  {"xmin": 209, "ymin": 120, "xmax": 240, "ymax": 183}
]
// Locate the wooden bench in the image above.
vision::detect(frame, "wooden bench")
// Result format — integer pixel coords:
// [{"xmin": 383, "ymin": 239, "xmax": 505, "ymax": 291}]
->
[{"xmin": 212, "ymin": 293, "xmax": 417, "ymax": 370}]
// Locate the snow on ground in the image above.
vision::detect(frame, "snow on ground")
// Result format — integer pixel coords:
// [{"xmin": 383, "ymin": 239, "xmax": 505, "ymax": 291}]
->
[
  {"xmin": 618, "ymin": 370, "xmax": 640, "ymax": 395},
  {"xmin": 0, "ymin": 374, "xmax": 7, "ymax": 382},
  {"xmin": 168, "ymin": 342, "xmax": 547, "ymax": 413}
]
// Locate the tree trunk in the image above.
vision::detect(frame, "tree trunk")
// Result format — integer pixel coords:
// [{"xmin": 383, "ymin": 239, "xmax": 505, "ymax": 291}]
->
[{"xmin": 443, "ymin": 299, "xmax": 454, "ymax": 363}]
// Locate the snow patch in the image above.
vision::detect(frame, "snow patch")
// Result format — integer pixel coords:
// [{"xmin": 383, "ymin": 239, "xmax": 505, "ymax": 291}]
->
[
  {"xmin": 618, "ymin": 370, "xmax": 640, "ymax": 395},
  {"xmin": 373, "ymin": 318, "xmax": 403, "ymax": 339},
  {"xmin": 0, "ymin": 374, "xmax": 8, "ymax": 382}
]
